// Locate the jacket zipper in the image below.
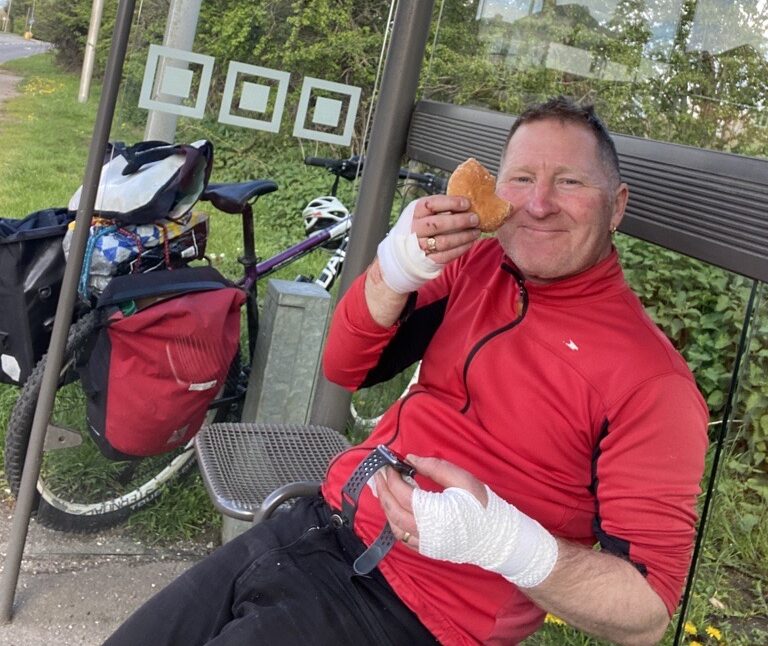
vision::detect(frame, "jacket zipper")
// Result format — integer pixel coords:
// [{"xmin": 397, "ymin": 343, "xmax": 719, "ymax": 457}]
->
[{"xmin": 459, "ymin": 263, "xmax": 528, "ymax": 414}]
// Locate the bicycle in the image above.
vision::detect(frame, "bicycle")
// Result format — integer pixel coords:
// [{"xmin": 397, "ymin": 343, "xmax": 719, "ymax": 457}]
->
[{"xmin": 3, "ymin": 153, "xmax": 445, "ymax": 532}]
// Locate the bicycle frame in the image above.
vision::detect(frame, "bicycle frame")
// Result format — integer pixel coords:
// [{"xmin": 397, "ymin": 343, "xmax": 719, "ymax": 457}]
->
[
  {"xmin": 250, "ymin": 216, "xmax": 352, "ymax": 287},
  {"xmin": 233, "ymin": 156, "xmax": 445, "ymax": 365}
]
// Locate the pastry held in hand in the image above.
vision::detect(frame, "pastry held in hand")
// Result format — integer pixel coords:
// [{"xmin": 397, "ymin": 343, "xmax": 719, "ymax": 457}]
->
[{"xmin": 446, "ymin": 158, "xmax": 510, "ymax": 232}]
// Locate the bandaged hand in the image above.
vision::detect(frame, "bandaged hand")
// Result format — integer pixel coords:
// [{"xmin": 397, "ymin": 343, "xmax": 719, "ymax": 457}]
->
[
  {"xmin": 412, "ymin": 484, "xmax": 559, "ymax": 588},
  {"xmin": 376, "ymin": 197, "xmax": 480, "ymax": 294},
  {"xmin": 377, "ymin": 200, "xmax": 441, "ymax": 293}
]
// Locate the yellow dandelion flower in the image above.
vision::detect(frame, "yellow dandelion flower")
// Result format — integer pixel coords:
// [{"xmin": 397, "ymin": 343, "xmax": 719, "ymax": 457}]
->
[
  {"xmin": 544, "ymin": 613, "xmax": 565, "ymax": 625},
  {"xmin": 705, "ymin": 626, "xmax": 722, "ymax": 641},
  {"xmin": 689, "ymin": 641, "xmax": 704, "ymax": 646},
  {"xmin": 684, "ymin": 621, "xmax": 698, "ymax": 635}
]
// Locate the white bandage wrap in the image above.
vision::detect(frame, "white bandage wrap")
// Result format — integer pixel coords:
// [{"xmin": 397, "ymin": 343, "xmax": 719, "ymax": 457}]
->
[
  {"xmin": 412, "ymin": 485, "xmax": 558, "ymax": 588},
  {"xmin": 377, "ymin": 200, "xmax": 443, "ymax": 294}
]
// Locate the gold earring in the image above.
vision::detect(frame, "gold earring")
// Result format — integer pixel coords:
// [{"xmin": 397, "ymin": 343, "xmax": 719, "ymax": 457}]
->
[{"xmin": 610, "ymin": 226, "xmax": 617, "ymax": 235}]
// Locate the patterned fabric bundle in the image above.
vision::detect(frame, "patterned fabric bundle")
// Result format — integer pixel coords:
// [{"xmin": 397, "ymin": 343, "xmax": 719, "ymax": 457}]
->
[{"xmin": 62, "ymin": 211, "xmax": 209, "ymax": 298}]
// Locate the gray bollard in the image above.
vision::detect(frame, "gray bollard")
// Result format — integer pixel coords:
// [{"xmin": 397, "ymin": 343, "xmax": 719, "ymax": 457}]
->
[{"xmin": 221, "ymin": 279, "xmax": 332, "ymax": 542}]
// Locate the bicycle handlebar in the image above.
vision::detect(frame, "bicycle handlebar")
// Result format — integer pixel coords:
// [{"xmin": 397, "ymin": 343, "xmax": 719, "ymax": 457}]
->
[
  {"xmin": 397, "ymin": 168, "xmax": 447, "ymax": 194},
  {"xmin": 304, "ymin": 156, "xmax": 446, "ymax": 194},
  {"xmin": 304, "ymin": 156, "xmax": 363, "ymax": 181}
]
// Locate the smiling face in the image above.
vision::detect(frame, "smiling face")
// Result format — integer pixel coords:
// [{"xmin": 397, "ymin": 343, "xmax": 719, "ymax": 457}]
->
[{"xmin": 495, "ymin": 118, "xmax": 628, "ymax": 284}]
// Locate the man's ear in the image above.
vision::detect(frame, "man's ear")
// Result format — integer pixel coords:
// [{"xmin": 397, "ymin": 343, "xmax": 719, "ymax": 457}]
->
[{"xmin": 610, "ymin": 182, "xmax": 629, "ymax": 230}]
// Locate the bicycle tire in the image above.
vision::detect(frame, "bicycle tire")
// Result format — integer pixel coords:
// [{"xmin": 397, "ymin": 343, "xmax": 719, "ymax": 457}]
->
[
  {"xmin": 348, "ymin": 363, "xmax": 420, "ymax": 439},
  {"xmin": 4, "ymin": 310, "xmax": 197, "ymax": 532}
]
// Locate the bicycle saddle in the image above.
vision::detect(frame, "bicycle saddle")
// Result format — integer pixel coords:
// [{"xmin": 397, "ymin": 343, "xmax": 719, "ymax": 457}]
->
[{"xmin": 201, "ymin": 180, "xmax": 278, "ymax": 214}]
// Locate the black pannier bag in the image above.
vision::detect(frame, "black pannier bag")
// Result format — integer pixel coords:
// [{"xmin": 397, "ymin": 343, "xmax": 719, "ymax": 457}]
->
[
  {"xmin": 79, "ymin": 266, "xmax": 245, "ymax": 460},
  {"xmin": 0, "ymin": 208, "xmax": 75, "ymax": 384}
]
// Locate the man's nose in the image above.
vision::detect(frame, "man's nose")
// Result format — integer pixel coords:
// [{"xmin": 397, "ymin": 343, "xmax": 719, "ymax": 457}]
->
[{"xmin": 526, "ymin": 181, "xmax": 558, "ymax": 217}]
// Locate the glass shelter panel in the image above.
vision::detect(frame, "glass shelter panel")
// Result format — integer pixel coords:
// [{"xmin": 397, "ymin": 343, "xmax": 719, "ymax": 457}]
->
[
  {"xmin": 0, "ymin": 0, "xmax": 405, "ymax": 545},
  {"xmin": 425, "ymin": 1, "xmax": 768, "ymax": 644},
  {"xmin": 426, "ymin": 0, "xmax": 768, "ymax": 156},
  {"xmin": 113, "ymin": 0, "xmax": 399, "ymax": 283}
]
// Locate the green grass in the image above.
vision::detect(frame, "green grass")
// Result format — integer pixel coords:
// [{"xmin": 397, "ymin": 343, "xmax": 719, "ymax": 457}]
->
[
  {"xmin": 0, "ymin": 54, "xmax": 142, "ymax": 216},
  {"xmin": 1, "ymin": 55, "xmax": 767, "ymax": 645}
]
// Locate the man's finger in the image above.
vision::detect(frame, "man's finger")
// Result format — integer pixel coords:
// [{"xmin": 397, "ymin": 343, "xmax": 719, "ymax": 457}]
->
[
  {"xmin": 420, "ymin": 229, "xmax": 481, "ymax": 255},
  {"xmin": 412, "ymin": 211, "xmax": 479, "ymax": 236},
  {"xmin": 405, "ymin": 455, "xmax": 488, "ymax": 505},
  {"xmin": 416, "ymin": 195, "xmax": 469, "ymax": 216},
  {"xmin": 375, "ymin": 471, "xmax": 419, "ymax": 535},
  {"xmin": 383, "ymin": 466, "xmax": 416, "ymax": 513}
]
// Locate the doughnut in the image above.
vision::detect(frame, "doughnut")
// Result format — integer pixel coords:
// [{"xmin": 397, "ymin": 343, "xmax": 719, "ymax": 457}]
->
[{"xmin": 446, "ymin": 158, "xmax": 510, "ymax": 232}]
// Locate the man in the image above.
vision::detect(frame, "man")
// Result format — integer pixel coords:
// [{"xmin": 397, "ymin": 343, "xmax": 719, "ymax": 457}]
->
[{"xmin": 106, "ymin": 97, "xmax": 708, "ymax": 645}]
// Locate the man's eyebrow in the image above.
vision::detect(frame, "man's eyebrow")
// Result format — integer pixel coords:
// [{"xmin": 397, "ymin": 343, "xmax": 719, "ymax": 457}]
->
[
  {"xmin": 501, "ymin": 163, "xmax": 588, "ymax": 176},
  {"xmin": 500, "ymin": 163, "xmax": 534, "ymax": 174}
]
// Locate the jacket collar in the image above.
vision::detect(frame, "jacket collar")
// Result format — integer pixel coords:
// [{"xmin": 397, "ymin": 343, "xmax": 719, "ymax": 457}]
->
[{"xmin": 502, "ymin": 248, "xmax": 627, "ymax": 306}]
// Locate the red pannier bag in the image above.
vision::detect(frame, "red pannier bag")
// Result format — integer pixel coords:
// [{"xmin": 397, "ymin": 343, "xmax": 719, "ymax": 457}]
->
[{"xmin": 81, "ymin": 266, "xmax": 245, "ymax": 460}]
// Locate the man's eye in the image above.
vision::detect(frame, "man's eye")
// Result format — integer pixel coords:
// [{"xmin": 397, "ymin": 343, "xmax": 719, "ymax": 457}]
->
[
  {"xmin": 508, "ymin": 176, "xmax": 532, "ymax": 184},
  {"xmin": 559, "ymin": 178, "xmax": 582, "ymax": 186}
]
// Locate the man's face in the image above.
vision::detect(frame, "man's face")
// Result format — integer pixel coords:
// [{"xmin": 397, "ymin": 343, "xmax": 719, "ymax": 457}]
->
[{"xmin": 495, "ymin": 119, "xmax": 628, "ymax": 284}]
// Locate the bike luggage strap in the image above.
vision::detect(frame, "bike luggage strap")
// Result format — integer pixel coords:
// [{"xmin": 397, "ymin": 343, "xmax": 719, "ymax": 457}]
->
[{"xmin": 337, "ymin": 445, "xmax": 414, "ymax": 575}]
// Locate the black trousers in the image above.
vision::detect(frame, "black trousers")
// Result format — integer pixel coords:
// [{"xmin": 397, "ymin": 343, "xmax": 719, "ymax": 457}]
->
[{"xmin": 104, "ymin": 495, "xmax": 439, "ymax": 645}]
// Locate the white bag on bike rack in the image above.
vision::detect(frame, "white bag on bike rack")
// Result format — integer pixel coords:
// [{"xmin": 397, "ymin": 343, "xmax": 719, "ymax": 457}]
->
[{"xmin": 68, "ymin": 140, "xmax": 213, "ymax": 225}]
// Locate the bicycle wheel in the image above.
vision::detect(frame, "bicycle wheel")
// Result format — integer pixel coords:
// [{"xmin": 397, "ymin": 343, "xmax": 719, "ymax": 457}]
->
[
  {"xmin": 3, "ymin": 310, "xmax": 197, "ymax": 532},
  {"xmin": 348, "ymin": 362, "xmax": 420, "ymax": 440}
]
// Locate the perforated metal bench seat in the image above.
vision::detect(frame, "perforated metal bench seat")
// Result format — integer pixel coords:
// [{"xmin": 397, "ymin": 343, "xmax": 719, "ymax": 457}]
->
[{"xmin": 194, "ymin": 422, "xmax": 351, "ymax": 522}]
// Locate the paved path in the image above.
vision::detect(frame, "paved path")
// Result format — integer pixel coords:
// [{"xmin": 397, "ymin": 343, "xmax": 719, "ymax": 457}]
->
[
  {"xmin": 0, "ymin": 32, "xmax": 52, "ymax": 64},
  {"xmin": 0, "ymin": 33, "xmax": 53, "ymax": 110},
  {"xmin": 0, "ymin": 501, "xmax": 211, "ymax": 645}
]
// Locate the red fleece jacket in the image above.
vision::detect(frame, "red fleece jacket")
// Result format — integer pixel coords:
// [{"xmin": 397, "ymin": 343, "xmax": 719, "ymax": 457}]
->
[{"xmin": 321, "ymin": 240, "xmax": 708, "ymax": 645}]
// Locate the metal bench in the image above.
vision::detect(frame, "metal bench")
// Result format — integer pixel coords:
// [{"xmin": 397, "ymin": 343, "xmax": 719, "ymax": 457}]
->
[{"xmin": 194, "ymin": 422, "xmax": 350, "ymax": 524}]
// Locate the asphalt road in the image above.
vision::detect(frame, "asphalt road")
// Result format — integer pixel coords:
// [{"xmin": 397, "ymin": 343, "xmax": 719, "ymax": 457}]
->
[{"xmin": 0, "ymin": 32, "xmax": 51, "ymax": 64}]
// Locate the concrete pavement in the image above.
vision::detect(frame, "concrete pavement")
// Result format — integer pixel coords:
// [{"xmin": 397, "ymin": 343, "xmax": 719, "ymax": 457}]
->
[{"xmin": 0, "ymin": 501, "xmax": 211, "ymax": 645}]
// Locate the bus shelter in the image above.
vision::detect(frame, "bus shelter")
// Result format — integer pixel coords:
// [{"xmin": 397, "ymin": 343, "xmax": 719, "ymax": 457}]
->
[{"xmin": 1, "ymin": 1, "xmax": 766, "ymax": 643}]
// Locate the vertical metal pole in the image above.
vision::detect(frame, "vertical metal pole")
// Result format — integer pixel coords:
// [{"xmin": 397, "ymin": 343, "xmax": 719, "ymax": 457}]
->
[
  {"xmin": 78, "ymin": 0, "xmax": 106, "ymax": 103},
  {"xmin": 309, "ymin": 0, "xmax": 436, "ymax": 431},
  {"xmin": 672, "ymin": 280, "xmax": 760, "ymax": 644},
  {"xmin": 3, "ymin": 0, "xmax": 12, "ymax": 32},
  {"xmin": 143, "ymin": 0, "xmax": 202, "ymax": 142},
  {"xmin": 0, "ymin": 0, "xmax": 137, "ymax": 623}
]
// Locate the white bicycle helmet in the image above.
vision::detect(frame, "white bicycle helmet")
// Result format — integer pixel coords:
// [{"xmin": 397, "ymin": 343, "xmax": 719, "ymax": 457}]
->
[{"xmin": 302, "ymin": 196, "xmax": 349, "ymax": 250}]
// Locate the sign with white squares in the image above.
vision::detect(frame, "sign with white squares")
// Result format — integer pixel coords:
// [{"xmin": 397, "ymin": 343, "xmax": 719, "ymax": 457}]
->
[
  {"xmin": 138, "ymin": 47, "xmax": 362, "ymax": 147},
  {"xmin": 139, "ymin": 45, "xmax": 214, "ymax": 119},
  {"xmin": 218, "ymin": 62, "xmax": 290, "ymax": 132}
]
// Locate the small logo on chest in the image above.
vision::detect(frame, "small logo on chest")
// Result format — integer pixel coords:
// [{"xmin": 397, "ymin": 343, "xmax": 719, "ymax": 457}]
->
[{"xmin": 564, "ymin": 339, "xmax": 579, "ymax": 351}]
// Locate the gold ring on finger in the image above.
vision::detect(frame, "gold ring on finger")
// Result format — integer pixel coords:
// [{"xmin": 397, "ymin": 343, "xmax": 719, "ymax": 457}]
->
[
  {"xmin": 426, "ymin": 237, "xmax": 437, "ymax": 254},
  {"xmin": 402, "ymin": 531, "xmax": 411, "ymax": 544}
]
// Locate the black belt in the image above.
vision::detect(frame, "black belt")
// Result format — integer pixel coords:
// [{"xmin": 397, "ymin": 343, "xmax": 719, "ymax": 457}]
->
[{"xmin": 333, "ymin": 444, "xmax": 416, "ymax": 575}]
